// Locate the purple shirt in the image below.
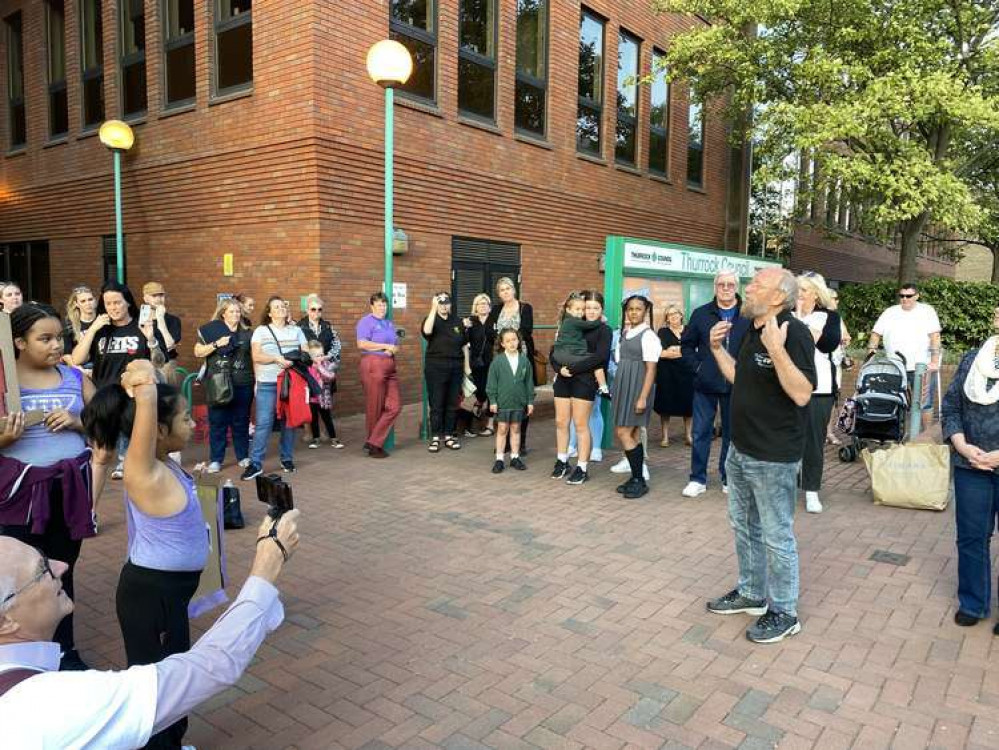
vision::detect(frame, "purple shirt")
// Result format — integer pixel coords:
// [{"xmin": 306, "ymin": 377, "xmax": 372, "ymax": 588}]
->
[{"xmin": 356, "ymin": 314, "xmax": 398, "ymax": 357}]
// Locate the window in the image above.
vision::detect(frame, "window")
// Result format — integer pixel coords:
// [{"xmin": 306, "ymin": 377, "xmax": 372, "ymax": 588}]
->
[
  {"xmin": 0, "ymin": 242, "xmax": 51, "ymax": 304},
  {"xmin": 687, "ymin": 93, "xmax": 704, "ymax": 188},
  {"xmin": 514, "ymin": 0, "xmax": 547, "ymax": 137},
  {"xmin": 102, "ymin": 235, "xmax": 127, "ymax": 284},
  {"xmin": 615, "ymin": 30, "xmax": 639, "ymax": 165},
  {"xmin": 5, "ymin": 12, "xmax": 25, "ymax": 149},
  {"xmin": 214, "ymin": 0, "xmax": 252, "ymax": 94},
  {"xmin": 451, "ymin": 237, "xmax": 521, "ymax": 316},
  {"xmin": 458, "ymin": 0, "xmax": 497, "ymax": 121},
  {"xmin": 164, "ymin": 0, "xmax": 195, "ymax": 106},
  {"xmin": 648, "ymin": 48, "xmax": 669, "ymax": 175},
  {"xmin": 119, "ymin": 0, "xmax": 147, "ymax": 117},
  {"xmin": 576, "ymin": 9, "xmax": 604, "ymax": 156},
  {"xmin": 80, "ymin": 0, "xmax": 105, "ymax": 128},
  {"xmin": 46, "ymin": 1, "xmax": 68, "ymax": 138},
  {"xmin": 390, "ymin": 0, "xmax": 436, "ymax": 103}
]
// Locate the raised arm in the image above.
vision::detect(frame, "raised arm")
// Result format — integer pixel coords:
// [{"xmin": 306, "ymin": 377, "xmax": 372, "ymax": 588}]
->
[
  {"xmin": 70, "ymin": 314, "xmax": 109, "ymax": 365},
  {"xmin": 709, "ymin": 322, "xmax": 737, "ymax": 384}
]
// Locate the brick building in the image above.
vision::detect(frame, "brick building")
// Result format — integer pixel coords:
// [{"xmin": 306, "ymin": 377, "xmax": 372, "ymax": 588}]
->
[{"xmin": 1, "ymin": 0, "xmax": 745, "ymax": 411}]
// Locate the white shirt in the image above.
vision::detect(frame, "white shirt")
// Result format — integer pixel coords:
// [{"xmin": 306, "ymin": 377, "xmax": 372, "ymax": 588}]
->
[
  {"xmin": 0, "ymin": 576, "xmax": 283, "ymax": 749},
  {"xmin": 872, "ymin": 303, "xmax": 941, "ymax": 371},
  {"xmin": 614, "ymin": 323, "xmax": 663, "ymax": 363},
  {"xmin": 797, "ymin": 310, "xmax": 834, "ymax": 395},
  {"xmin": 251, "ymin": 324, "xmax": 307, "ymax": 383},
  {"xmin": 505, "ymin": 351, "xmax": 519, "ymax": 375}
]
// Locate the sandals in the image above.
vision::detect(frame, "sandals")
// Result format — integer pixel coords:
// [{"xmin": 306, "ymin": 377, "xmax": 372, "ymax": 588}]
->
[
  {"xmin": 428, "ymin": 437, "xmax": 441, "ymax": 453},
  {"xmin": 445, "ymin": 436, "xmax": 462, "ymax": 450}
]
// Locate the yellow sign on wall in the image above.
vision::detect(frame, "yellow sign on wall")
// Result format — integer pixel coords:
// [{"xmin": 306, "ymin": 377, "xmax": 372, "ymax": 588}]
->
[{"xmin": 223, "ymin": 253, "xmax": 234, "ymax": 276}]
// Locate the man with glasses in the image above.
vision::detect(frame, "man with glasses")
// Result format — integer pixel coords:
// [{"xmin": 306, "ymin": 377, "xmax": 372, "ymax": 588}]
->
[
  {"xmin": 0, "ymin": 511, "xmax": 300, "ymax": 747},
  {"xmin": 681, "ymin": 270, "xmax": 750, "ymax": 498},
  {"xmin": 867, "ymin": 282, "xmax": 941, "ymax": 429}
]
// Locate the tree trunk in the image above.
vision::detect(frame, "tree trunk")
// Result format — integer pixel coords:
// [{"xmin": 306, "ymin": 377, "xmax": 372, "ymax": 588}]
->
[
  {"xmin": 991, "ymin": 246, "xmax": 999, "ymax": 286},
  {"xmin": 897, "ymin": 213, "xmax": 929, "ymax": 284}
]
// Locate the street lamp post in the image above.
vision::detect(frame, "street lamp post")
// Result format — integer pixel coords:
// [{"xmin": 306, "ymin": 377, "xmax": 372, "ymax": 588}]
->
[
  {"xmin": 366, "ymin": 40, "xmax": 413, "ymax": 319},
  {"xmin": 98, "ymin": 120, "xmax": 135, "ymax": 284}
]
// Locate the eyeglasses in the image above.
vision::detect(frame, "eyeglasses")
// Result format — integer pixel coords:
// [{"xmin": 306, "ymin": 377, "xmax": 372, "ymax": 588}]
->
[
  {"xmin": 1, "ymin": 555, "xmax": 54, "ymax": 608},
  {"xmin": 716, "ymin": 282, "xmax": 736, "ymax": 289},
  {"xmin": 898, "ymin": 293, "xmax": 917, "ymax": 299}
]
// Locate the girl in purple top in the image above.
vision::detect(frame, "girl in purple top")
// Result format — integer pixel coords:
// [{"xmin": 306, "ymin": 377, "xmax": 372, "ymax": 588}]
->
[
  {"xmin": 356, "ymin": 292, "xmax": 402, "ymax": 458},
  {"xmin": 83, "ymin": 358, "xmax": 207, "ymax": 749},
  {"xmin": 0, "ymin": 304, "xmax": 100, "ymax": 671}
]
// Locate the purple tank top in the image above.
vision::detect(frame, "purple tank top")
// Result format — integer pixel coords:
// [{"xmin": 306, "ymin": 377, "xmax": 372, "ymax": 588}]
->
[
  {"xmin": 0, "ymin": 365, "xmax": 87, "ymax": 467},
  {"xmin": 124, "ymin": 459, "xmax": 209, "ymax": 572}
]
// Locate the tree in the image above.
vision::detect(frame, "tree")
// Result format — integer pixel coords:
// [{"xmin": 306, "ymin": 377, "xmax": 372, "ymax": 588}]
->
[{"xmin": 653, "ymin": 0, "xmax": 999, "ymax": 282}]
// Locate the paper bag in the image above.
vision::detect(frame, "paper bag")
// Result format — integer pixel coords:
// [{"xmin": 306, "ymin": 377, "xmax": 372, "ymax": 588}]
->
[
  {"xmin": 189, "ymin": 479, "xmax": 229, "ymax": 617},
  {"xmin": 862, "ymin": 443, "xmax": 951, "ymax": 511}
]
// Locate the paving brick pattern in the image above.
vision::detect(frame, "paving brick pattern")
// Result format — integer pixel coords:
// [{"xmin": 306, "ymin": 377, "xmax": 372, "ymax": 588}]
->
[{"xmin": 71, "ymin": 403, "xmax": 997, "ymax": 750}]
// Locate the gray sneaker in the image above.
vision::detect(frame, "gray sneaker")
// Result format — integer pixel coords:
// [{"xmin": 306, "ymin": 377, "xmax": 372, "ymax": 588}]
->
[
  {"xmin": 706, "ymin": 588, "xmax": 768, "ymax": 616},
  {"xmin": 746, "ymin": 610, "xmax": 801, "ymax": 644}
]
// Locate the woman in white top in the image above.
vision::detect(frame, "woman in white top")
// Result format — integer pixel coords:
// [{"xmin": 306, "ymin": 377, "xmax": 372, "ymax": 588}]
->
[
  {"xmin": 242, "ymin": 296, "xmax": 308, "ymax": 480},
  {"xmin": 795, "ymin": 274, "xmax": 840, "ymax": 514}
]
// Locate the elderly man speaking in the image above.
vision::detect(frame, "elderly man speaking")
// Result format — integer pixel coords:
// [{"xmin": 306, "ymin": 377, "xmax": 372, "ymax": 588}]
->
[{"xmin": 0, "ymin": 510, "xmax": 300, "ymax": 748}]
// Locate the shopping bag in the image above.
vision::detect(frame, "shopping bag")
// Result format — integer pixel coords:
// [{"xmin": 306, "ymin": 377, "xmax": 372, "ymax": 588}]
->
[
  {"xmin": 189, "ymin": 474, "xmax": 229, "ymax": 617},
  {"xmin": 861, "ymin": 443, "xmax": 951, "ymax": 511}
]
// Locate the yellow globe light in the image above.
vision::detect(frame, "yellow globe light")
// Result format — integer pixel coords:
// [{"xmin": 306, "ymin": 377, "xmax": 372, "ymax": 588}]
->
[
  {"xmin": 366, "ymin": 40, "xmax": 413, "ymax": 87},
  {"xmin": 98, "ymin": 120, "xmax": 135, "ymax": 151}
]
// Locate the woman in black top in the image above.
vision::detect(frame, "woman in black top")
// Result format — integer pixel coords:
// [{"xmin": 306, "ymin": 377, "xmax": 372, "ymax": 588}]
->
[
  {"xmin": 298, "ymin": 293, "xmax": 341, "ymax": 356},
  {"xmin": 654, "ymin": 305, "xmax": 694, "ymax": 446},
  {"xmin": 423, "ymin": 292, "xmax": 469, "ymax": 452},
  {"xmin": 465, "ymin": 293, "xmax": 495, "ymax": 436},
  {"xmin": 194, "ymin": 298, "xmax": 254, "ymax": 473},
  {"xmin": 485, "ymin": 277, "xmax": 536, "ymax": 449}
]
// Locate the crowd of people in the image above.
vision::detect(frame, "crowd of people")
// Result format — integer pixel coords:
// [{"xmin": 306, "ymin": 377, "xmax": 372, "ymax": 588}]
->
[{"xmin": 0, "ymin": 265, "xmax": 993, "ymax": 746}]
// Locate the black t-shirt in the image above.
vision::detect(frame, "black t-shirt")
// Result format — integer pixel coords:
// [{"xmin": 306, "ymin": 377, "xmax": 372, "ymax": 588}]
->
[
  {"xmin": 731, "ymin": 310, "xmax": 817, "ymax": 463},
  {"xmin": 62, "ymin": 318, "xmax": 94, "ymax": 354},
  {"xmin": 423, "ymin": 313, "xmax": 467, "ymax": 361},
  {"xmin": 88, "ymin": 320, "xmax": 167, "ymax": 388}
]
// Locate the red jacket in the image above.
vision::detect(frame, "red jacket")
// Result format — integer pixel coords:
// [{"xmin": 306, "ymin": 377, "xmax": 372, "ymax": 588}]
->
[{"xmin": 276, "ymin": 369, "xmax": 312, "ymax": 428}]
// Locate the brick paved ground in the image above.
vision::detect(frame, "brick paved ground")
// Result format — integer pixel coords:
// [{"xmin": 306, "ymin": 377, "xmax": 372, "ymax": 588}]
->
[{"xmin": 71, "ymin": 397, "xmax": 999, "ymax": 750}]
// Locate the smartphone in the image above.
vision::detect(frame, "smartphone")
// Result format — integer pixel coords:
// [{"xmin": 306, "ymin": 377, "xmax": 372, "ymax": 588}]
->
[{"xmin": 138, "ymin": 304, "xmax": 152, "ymax": 325}]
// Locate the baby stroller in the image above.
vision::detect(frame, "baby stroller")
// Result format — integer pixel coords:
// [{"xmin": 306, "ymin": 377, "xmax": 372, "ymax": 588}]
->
[{"xmin": 837, "ymin": 352, "xmax": 909, "ymax": 462}]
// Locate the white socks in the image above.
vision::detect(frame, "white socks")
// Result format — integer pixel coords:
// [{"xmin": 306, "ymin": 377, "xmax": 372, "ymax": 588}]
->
[{"xmin": 557, "ymin": 452, "xmax": 568, "ymax": 461}]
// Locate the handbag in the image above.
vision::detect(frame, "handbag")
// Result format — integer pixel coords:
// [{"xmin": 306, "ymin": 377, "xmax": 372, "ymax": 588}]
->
[
  {"xmin": 222, "ymin": 480, "xmax": 245, "ymax": 529},
  {"xmin": 204, "ymin": 356, "xmax": 234, "ymax": 407},
  {"xmin": 532, "ymin": 350, "xmax": 548, "ymax": 387}
]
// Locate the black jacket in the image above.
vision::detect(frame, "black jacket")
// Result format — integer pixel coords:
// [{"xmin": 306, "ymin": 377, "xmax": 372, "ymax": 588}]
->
[
  {"xmin": 485, "ymin": 301, "xmax": 535, "ymax": 361},
  {"xmin": 549, "ymin": 322, "xmax": 612, "ymax": 376},
  {"xmin": 681, "ymin": 298, "xmax": 750, "ymax": 395},
  {"xmin": 298, "ymin": 317, "xmax": 337, "ymax": 354}
]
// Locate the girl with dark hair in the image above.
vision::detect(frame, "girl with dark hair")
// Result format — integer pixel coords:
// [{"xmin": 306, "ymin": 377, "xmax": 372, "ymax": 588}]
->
[
  {"xmin": 0, "ymin": 304, "xmax": 101, "ymax": 671},
  {"xmin": 356, "ymin": 291, "xmax": 402, "ymax": 458},
  {"xmin": 83, "ymin": 359, "xmax": 206, "ymax": 749},
  {"xmin": 612, "ymin": 295, "xmax": 662, "ymax": 499}
]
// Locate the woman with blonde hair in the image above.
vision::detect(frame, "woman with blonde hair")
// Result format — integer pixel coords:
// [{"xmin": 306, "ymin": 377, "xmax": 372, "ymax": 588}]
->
[
  {"xmin": 62, "ymin": 285, "xmax": 98, "ymax": 361},
  {"xmin": 654, "ymin": 304, "xmax": 694, "ymax": 446},
  {"xmin": 464, "ymin": 293, "xmax": 495, "ymax": 435},
  {"xmin": 486, "ymin": 278, "xmax": 536, "ymax": 450},
  {"xmin": 794, "ymin": 271, "xmax": 842, "ymax": 513},
  {"xmin": 194, "ymin": 297, "xmax": 254, "ymax": 473}
]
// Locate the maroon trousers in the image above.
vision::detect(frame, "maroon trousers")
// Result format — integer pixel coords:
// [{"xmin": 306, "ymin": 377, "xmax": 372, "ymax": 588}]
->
[{"xmin": 360, "ymin": 355, "xmax": 402, "ymax": 448}]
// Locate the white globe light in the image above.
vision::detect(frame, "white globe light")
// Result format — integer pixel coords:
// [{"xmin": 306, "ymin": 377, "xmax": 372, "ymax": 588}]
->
[{"xmin": 366, "ymin": 39, "xmax": 413, "ymax": 87}]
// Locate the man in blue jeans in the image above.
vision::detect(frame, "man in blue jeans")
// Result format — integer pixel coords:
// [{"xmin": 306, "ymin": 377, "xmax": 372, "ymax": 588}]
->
[
  {"xmin": 680, "ymin": 271, "xmax": 750, "ymax": 498},
  {"xmin": 705, "ymin": 267, "xmax": 816, "ymax": 643}
]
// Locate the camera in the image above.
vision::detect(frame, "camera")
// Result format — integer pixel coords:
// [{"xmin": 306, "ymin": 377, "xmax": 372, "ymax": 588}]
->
[{"xmin": 255, "ymin": 473, "xmax": 294, "ymax": 519}]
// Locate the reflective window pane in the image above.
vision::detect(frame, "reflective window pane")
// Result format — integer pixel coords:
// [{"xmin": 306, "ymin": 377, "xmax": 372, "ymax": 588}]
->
[
  {"xmin": 515, "ymin": 78, "xmax": 545, "ymax": 136},
  {"xmin": 121, "ymin": 0, "xmax": 145, "ymax": 55},
  {"xmin": 459, "ymin": 0, "xmax": 494, "ymax": 57},
  {"xmin": 649, "ymin": 50, "xmax": 669, "ymax": 174},
  {"xmin": 516, "ymin": 0, "xmax": 546, "ymax": 79},
  {"xmin": 83, "ymin": 75, "xmax": 105, "ymax": 127},
  {"xmin": 458, "ymin": 57, "xmax": 494, "ymax": 120},
  {"xmin": 649, "ymin": 130, "xmax": 668, "ymax": 175},
  {"xmin": 578, "ymin": 11, "xmax": 603, "ymax": 104},
  {"xmin": 616, "ymin": 32, "xmax": 637, "ymax": 118},
  {"xmin": 576, "ymin": 104, "xmax": 600, "ymax": 156},
  {"xmin": 391, "ymin": 0, "xmax": 431, "ymax": 32},
  {"xmin": 122, "ymin": 60, "xmax": 147, "ymax": 115},
  {"xmin": 47, "ymin": 1, "xmax": 66, "ymax": 83},
  {"xmin": 80, "ymin": 0, "xmax": 103, "ymax": 70},
  {"xmin": 390, "ymin": 30, "xmax": 435, "ymax": 101},
  {"xmin": 687, "ymin": 98, "xmax": 704, "ymax": 186},
  {"xmin": 6, "ymin": 12, "xmax": 26, "ymax": 147},
  {"xmin": 218, "ymin": 0, "xmax": 251, "ymax": 22},
  {"xmin": 166, "ymin": 0, "xmax": 195, "ymax": 38},
  {"xmin": 615, "ymin": 118, "xmax": 636, "ymax": 164}
]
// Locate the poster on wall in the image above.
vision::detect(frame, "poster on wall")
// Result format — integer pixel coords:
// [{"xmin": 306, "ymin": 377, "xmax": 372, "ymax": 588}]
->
[{"xmin": 623, "ymin": 277, "xmax": 684, "ymax": 330}]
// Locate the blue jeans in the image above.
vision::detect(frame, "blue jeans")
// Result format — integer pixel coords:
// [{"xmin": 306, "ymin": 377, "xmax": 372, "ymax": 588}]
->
[
  {"xmin": 690, "ymin": 391, "xmax": 731, "ymax": 485},
  {"xmin": 954, "ymin": 467, "xmax": 999, "ymax": 618},
  {"xmin": 208, "ymin": 383, "xmax": 253, "ymax": 465},
  {"xmin": 568, "ymin": 401, "xmax": 605, "ymax": 456},
  {"xmin": 250, "ymin": 383, "xmax": 296, "ymax": 467},
  {"xmin": 725, "ymin": 445, "xmax": 801, "ymax": 617}
]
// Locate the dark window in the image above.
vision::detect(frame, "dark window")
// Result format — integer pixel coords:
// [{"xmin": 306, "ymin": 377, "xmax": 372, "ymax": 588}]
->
[
  {"xmin": 576, "ymin": 9, "xmax": 604, "ymax": 157},
  {"xmin": 615, "ymin": 30, "xmax": 639, "ymax": 165},
  {"xmin": 390, "ymin": 0, "xmax": 436, "ymax": 103},
  {"xmin": 46, "ymin": 1, "xmax": 69, "ymax": 138},
  {"xmin": 119, "ymin": 0, "xmax": 147, "ymax": 117},
  {"xmin": 102, "ymin": 234, "xmax": 127, "ymax": 284},
  {"xmin": 0, "ymin": 242, "xmax": 51, "ymax": 304},
  {"xmin": 5, "ymin": 13, "xmax": 25, "ymax": 149},
  {"xmin": 648, "ymin": 48, "xmax": 669, "ymax": 176},
  {"xmin": 214, "ymin": 0, "xmax": 252, "ymax": 94},
  {"xmin": 458, "ymin": 0, "xmax": 497, "ymax": 121},
  {"xmin": 164, "ymin": 0, "xmax": 195, "ymax": 106},
  {"xmin": 514, "ymin": 0, "xmax": 547, "ymax": 137},
  {"xmin": 687, "ymin": 94, "xmax": 705, "ymax": 188},
  {"xmin": 80, "ymin": 0, "xmax": 105, "ymax": 128},
  {"xmin": 451, "ymin": 237, "xmax": 521, "ymax": 316}
]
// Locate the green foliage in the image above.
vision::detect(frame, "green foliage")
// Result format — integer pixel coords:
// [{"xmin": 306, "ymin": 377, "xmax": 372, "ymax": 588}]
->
[{"xmin": 838, "ymin": 277, "xmax": 999, "ymax": 356}]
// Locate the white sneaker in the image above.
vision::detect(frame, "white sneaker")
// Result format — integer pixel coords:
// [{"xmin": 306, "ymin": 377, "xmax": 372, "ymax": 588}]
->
[
  {"xmin": 722, "ymin": 484, "xmax": 729, "ymax": 495},
  {"xmin": 805, "ymin": 492, "xmax": 823, "ymax": 513},
  {"xmin": 643, "ymin": 463, "xmax": 650, "ymax": 481},
  {"xmin": 590, "ymin": 450, "xmax": 603, "ymax": 462},
  {"xmin": 611, "ymin": 457, "xmax": 630, "ymax": 473},
  {"xmin": 238, "ymin": 458, "xmax": 251, "ymax": 468},
  {"xmin": 682, "ymin": 481, "xmax": 707, "ymax": 498},
  {"xmin": 110, "ymin": 463, "xmax": 124, "ymax": 481},
  {"xmin": 206, "ymin": 462, "xmax": 221, "ymax": 474}
]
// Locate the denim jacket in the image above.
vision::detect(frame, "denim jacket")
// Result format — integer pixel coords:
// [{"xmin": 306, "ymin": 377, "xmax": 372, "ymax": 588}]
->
[{"xmin": 941, "ymin": 349, "xmax": 999, "ymax": 472}]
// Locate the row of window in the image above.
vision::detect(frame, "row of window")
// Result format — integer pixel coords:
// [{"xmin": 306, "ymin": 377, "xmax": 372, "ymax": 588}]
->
[
  {"xmin": 5, "ymin": 0, "xmax": 252, "ymax": 150},
  {"xmin": 390, "ymin": 1, "xmax": 706, "ymax": 188}
]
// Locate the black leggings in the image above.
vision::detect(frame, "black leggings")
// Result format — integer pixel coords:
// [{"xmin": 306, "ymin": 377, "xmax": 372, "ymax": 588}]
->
[
  {"xmin": 310, "ymin": 403, "xmax": 337, "ymax": 440},
  {"xmin": 0, "ymin": 484, "xmax": 83, "ymax": 656},
  {"xmin": 425, "ymin": 359, "xmax": 464, "ymax": 437},
  {"xmin": 117, "ymin": 562, "xmax": 202, "ymax": 749}
]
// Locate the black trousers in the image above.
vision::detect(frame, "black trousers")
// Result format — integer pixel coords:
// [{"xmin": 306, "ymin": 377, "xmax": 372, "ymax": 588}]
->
[
  {"xmin": 117, "ymin": 562, "xmax": 201, "ymax": 749},
  {"xmin": 0, "ymin": 483, "xmax": 82, "ymax": 657},
  {"xmin": 802, "ymin": 394, "xmax": 836, "ymax": 492},
  {"xmin": 310, "ymin": 403, "xmax": 337, "ymax": 440},
  {"xmin": 425, "ymin": 359, "xmax": 464, "ymax": 437}
]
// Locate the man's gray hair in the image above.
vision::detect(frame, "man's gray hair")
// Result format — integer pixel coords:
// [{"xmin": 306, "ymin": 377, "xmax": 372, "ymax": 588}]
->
[
  {"xmin": 714, "ymin": 269, "xmax": 738, "ymax": 285},
  {"xmin": 777, "ymin": 269, "xmax": 798, "ymax": 311}
]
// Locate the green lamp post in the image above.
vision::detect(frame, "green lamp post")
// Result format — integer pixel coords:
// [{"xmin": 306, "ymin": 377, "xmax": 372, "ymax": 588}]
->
[{"xmin": 98, "ymin": 119, "xmax": 135, "ymax": 284}]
